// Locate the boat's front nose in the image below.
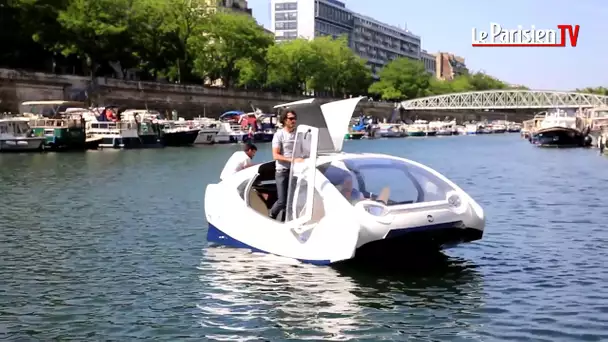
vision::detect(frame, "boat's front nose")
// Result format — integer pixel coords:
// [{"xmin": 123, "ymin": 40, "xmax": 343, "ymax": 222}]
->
[{"xmin": 465, "ymin": 195, "xmax": 485, "ymax": 233}]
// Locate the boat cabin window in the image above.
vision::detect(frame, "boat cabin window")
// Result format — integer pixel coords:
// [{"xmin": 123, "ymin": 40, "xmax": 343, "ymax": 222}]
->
[
  {"xmin": 320, "ymin": 157, "xmax": 454, "ymax": 205},
  {"xmin": 0, "ymin": 123, "xmax": 7, "ymax": 134}
]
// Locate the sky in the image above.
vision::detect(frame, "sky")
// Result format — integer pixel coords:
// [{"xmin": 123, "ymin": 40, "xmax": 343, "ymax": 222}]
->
[{"xmin": 247, "ymin": 0, "xmax": 607, "ymax": 91}]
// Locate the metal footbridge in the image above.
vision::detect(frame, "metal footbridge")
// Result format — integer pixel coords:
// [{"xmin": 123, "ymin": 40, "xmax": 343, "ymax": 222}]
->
[{"xmin": 400, "ymin": 90, "xmax": 608, "ymax": 110}]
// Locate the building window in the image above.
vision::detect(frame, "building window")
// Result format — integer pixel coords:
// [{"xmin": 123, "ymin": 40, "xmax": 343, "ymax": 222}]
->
[
  {"xmin": 284, "ymin": 30, "xmax": 297, "ymax": 38},
  {"xmin": 275, "ymin": 2, "xmax": 297, "ymax": 11},
  {"xmin": 276, "ymin": 21, "xmax": 297, "ymax": 30}
]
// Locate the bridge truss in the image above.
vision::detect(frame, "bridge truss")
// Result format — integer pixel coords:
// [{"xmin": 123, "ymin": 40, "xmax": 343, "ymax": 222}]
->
[{"xmin": 400, "ymin": 90, "xmax": 608, "ymax": 110}]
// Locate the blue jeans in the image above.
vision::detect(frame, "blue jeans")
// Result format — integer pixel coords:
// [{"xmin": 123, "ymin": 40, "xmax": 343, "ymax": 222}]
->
[{"xmin": 269, "ymin": 170, "xmax": 290, "ymax": 220}]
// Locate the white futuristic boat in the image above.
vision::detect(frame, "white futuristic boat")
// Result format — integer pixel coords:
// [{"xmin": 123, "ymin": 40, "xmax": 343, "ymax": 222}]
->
[{"xmin": 204, "ymin": 97, "xmax": 485, "ymax": 265}]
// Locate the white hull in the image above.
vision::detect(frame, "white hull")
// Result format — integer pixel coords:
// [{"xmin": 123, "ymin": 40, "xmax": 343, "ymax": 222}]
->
[
  {"xmin": 194, "ymin": 131, "xmax": 218, "ymax": 144},
  {"xmin": 204, "ymin": 97, "xmax": 485, "ymax": 265},
  {"xmin": 0, "ymin": 138, "xmax": 46, "ymax": 152}
]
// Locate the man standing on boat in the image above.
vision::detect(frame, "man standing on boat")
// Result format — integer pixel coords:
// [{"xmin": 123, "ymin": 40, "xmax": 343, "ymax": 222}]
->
[
  {"xmin": 269, "ymin": 110, "xmax": 303, "ymax": 221},
  {"xmin": 219, "ymin": 143, "xmax": 258, "ymax": 181}
]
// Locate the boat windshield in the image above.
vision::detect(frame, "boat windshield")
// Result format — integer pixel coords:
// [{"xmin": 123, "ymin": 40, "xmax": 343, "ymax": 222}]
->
[{"xmin": 319, "ymin": 157, "xmax": 455, "ymax": 205}]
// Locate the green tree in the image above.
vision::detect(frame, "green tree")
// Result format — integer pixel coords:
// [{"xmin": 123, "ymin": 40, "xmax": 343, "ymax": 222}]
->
[
  {"xmin": 467, "ymin": 72, "xmax": 507, "ymax": 90},
  {"xmin": 369, "ymin": 58, "xmax": 431, "ymax": 100},
  {"xmin": 575, "ymin": 86, "xmax": 608, "ymax": 95},
  {"xmin": 129, "ymin": 0, "xmax": 175, "ymax": 79},
  {"xmin": 265, "ymin": 38, "xmax": 318, "ymax": 94},
  {"xmin": 3, "ymin": 0, "xmax": 67, "ymax": 71},
  {"xmin": 309, "ymin": 36, "xmax": 371, "ymax": 96},
  {"xmin": 191, "ymin": 11, "xmax": 274, "ymax": 87},
  {"xmin": 55, "ymin": 0, "xmax": 135, "ymax": 77}
]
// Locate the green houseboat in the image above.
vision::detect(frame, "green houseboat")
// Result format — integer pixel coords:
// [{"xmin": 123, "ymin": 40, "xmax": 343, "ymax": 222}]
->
[{"xmin": 22, "ymin": 100, "xmax": 99, "ymax": 150}]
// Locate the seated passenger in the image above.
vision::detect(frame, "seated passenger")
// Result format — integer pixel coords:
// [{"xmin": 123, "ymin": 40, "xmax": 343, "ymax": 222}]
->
[
  {"xmin": 220, "ymin": 143, "xmax": 257, "ymax": 181},
  {"xmin": 324, "ymin": 165, "xmax": 363, "ymax": 203}
]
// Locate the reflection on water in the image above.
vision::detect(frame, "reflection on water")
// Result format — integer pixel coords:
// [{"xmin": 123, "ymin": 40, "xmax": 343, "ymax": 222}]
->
[{"xmin": 197, "ymin": 247, "xmax": 484, "ymax": 341}]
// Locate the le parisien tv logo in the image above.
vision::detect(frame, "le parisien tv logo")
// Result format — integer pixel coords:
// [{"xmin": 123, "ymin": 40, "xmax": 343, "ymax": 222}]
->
[{"xmin": 472, "ymin": 23, "xmax": 580, "ymax": 47}]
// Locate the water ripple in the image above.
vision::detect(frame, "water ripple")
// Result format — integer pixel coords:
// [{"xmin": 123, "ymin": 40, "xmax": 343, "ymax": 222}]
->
[{"xmin": 0, "ymin": 136, "xmax": 607, "ymax": 341}]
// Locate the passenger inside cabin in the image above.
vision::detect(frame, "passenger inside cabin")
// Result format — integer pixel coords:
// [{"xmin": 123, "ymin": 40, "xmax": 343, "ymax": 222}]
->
[{"xmin": 324, "ymin": 164, "xmax": 364, "ymax": 203}]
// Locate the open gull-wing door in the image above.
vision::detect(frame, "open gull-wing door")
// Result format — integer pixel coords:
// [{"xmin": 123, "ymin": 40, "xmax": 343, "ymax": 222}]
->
[
  {"xmin": 285, "ymin": 124, "xmax": 319, "ymax": 226},
  {"xmin": 320, "ymin": 96, "xmax": 366, "ymax": 153},
  {"xmin": 274, "ymin": 96, "xmax": 366, "ymax": 154}
]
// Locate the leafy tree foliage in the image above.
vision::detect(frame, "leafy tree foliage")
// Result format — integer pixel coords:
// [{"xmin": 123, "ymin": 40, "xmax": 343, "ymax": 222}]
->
[
  {"xmin": 368, "ymin": 57, "xmax": 530, "ymax": 101},
  {"xmin": 575, "ymin": 87, "xmax": 608, "ymax": 96},
  {"xmin": 1, "ymin": 0, "xmax": 371, "ymax": 98}
]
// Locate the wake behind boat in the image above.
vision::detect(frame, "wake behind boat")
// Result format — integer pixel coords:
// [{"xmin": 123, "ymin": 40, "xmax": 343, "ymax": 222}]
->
[{"xmin": 204, "ymin": 97, "xmax": 485, "ymax": 265}]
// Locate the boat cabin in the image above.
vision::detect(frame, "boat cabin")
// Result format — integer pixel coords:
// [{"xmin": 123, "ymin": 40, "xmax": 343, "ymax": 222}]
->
[
  {"xmin": 585, "ymin": 107, "xmax": 608, "ymax": 131},
  {"xmin": 538, "ymin": 109, "xmax": 581, "ymax": 130},
  {"xmin": 222, "ymin": 97, "xmax": 459, "ymax": 225},
  {"xmin": 20, "ymin": 100, "xmax": 87, "ymax": 118},
  {"xmin": 0, "ymin": 117, "xmax": 35, "ymax": 137}
]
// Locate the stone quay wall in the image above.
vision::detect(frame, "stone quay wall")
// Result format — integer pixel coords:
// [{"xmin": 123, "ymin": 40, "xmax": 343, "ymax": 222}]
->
[
  {"xmin": 0, "ymin": 69, "xmax": 536, "ymax": 122},
  {"xmin": 0, "ymin": 69, "xmax": 396, "ymax": 119}
]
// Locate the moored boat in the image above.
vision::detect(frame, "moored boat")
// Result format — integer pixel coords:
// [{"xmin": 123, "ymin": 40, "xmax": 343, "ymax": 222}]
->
[
  {"xmin": 84, "ymin": 108, "xmax": 162, "ymax": 149},
  {"xmin": 531, "ymin": 109, "xmax": 590, "ymax": 148},
  {"xmin": 584, "ymin": 107, "xmax": 608, "ymax": 148},
  {"xmin": 216, "ymin": 111, "xmax": 248, "ymax": 143},
  {"xmin": 491, "ymin": 122, "xmax": 507, "ymax": 133},
  {"xmin": 192, "ymin": 117, "xmax": 220, "ymax": 144},
  {"xmin": 0, "ymin": 116, "xmax": 47, "ymax": 152},
  {"xmin": 22, "ymin": 100, "xmax": 92, "ymax": 151},
  {"xmin": 407, "ymin": 120, "xmax": 427, "ymax": 137},
  {"xmin": 377, "ymin": 123, "xmax": 403, "ymax": 138},
  {"xmin": 158, "ymin": 120, "xmax": 200, "ymax": 147}
]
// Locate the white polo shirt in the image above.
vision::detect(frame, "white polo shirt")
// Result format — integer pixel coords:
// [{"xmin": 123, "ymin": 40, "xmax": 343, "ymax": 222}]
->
[{"xmin": 220, "ymin": 151, "xmax": 252, "ymax": 180}]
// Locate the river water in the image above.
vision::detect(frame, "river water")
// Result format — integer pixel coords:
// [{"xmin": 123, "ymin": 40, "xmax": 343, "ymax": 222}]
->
[{"xmin": 0, "ymin": 134, "xmax": 607, "ymax": 341}]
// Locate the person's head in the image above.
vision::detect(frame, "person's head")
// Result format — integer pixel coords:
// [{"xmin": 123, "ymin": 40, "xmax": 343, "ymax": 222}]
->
[
  {"xmin": 243, "ymin": 142, "xmax": 257, "ymax": 158},
  {"xmin": 337, "ymin": 174, "xmax": 354, "ymax": 198},
  {"xmin": 325, "ymin": 164, "xmax": 356, "ymax": 199},
  {"xmin": 280, "ymin": 110, "xmax": 297, "ymax": 131}
]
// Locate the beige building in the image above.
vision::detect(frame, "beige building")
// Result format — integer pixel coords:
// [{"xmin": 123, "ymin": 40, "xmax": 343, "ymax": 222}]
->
[{"xmin": 435, "ymin": 52, "xmax": 467, "ymax": 80}]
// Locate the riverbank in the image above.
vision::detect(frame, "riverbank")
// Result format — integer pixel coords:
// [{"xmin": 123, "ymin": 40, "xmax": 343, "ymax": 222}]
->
[{"xmin": 0, "ymin": 68, "xmax": 396, "ymax": 118}]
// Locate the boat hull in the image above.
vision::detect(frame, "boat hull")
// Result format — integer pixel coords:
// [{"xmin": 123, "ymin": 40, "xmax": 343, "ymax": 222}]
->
[
  {"xmin": 531, "ymin": 127, "xmax": 589, "ymax": 147},
  {"xmin": 162, "ymin": 129, "xmax": 199, "ymax": 146},
  {"xmin": 32, "ymin": 127, "xmax": 87, "ymax": 151},
  {"xmin": 246, "ymin": 132, "xmax": 274, "ymax": 143},
  {"xmin": 85, "ymin": 136, "xmax": 102, "ymax": 150},
  {"xmin": 0, "ymin": 138, "xmax": 46, "ymax": 152},
  {"xmin": 195, "ymin": 131, "xmax": 217, "ymax": 144},
  {"xmin": 344, "ymin": 132, "xmax": 365, "ymax": 140},
  {"xmin": 207, "ymin": 221, "xmax": 483, "ymax": 265},
  {"xmin": 407, "ymin": 131, "xmax": 425, "ymax": 137},
  {"xmin": 99, "ymin": 136, "xmax": 162, "ymax": 149}
]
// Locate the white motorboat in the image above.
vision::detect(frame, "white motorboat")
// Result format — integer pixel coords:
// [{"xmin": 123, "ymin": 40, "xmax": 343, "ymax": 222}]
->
[
  {"xmin": 83, "ymin": 109, "xmax": 161, "ymax": 149},
  {"xmin": 204, "ymin": 97, "xmax": 485, "ymax": 265},
  {"xmin": 406, "ymin": 122, "xmax": 426, "ymax": 137},
  {"xmin": 0, "ymin": 116, "xmax": 46, "ymax": 152},
  {"xmin": 191, "ymin": 117, "xmax": 220, "ymax": 144},
  {"xmin": 376, "ymin": 123, "xmax": 402, "ymax": 138},
  {"xmin": 465, "ymin": 123, "xmax": 480, "ymax": 135}
]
